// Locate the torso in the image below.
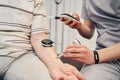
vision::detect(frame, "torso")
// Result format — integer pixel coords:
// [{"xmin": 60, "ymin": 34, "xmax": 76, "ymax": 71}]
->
[
  {"xmin": 0, "ymin": 0, "xmax": 35, "ymax": 57},
  {"xmin": 84, "ymin": 0, "xmax": 120, "ymax": 49}
]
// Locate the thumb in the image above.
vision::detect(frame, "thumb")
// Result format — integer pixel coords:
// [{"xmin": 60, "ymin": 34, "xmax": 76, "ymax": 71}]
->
[{"xmin": 72, "ymin": 13, "xmax": 80, "ymax": 21}]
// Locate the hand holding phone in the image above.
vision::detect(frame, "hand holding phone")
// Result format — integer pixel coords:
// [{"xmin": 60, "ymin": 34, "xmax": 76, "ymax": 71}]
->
[{"xmin": 61, "ymin": 13, "xmax": 79, "ymax": 21}]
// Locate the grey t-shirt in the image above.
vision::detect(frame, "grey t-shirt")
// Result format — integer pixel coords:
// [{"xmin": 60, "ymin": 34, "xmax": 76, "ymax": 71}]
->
[{"xmin": 81, "ymin": 0, "xmax": 120, "ymax": 49}]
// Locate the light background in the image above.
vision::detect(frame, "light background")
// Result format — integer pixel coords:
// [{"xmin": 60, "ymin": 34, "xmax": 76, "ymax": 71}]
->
[{"xmin": 44, "ymin": 0, "xmax": 97, "ymax": 54}]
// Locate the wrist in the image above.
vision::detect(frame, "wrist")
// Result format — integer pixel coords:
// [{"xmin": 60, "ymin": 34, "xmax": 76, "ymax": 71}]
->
[{"xmin": 46, "ymin": 58, "xmax": 63, "ymax": 68}]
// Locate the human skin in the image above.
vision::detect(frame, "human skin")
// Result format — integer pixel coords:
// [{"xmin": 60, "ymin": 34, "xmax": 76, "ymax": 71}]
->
[
  {"xmin": 31, "ymin": 32, "xmax": 85, "ymax": 80},
  {"xmin": 60, "ymin": 13, "xmax": 120, "ymax": 64}
]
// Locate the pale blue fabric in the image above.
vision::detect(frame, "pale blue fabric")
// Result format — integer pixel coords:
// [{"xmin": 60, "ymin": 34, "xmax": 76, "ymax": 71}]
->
[
  {"xmin": 81, "ymin": 0, "xmax": 120, "ymax": 49},
  {"xmin": 81, "ymin": 0, "xmax": 120, "ymax": 80},
  {"xmin": 81, "ymin": 60, "xmax": 120, "ymax": 80}
]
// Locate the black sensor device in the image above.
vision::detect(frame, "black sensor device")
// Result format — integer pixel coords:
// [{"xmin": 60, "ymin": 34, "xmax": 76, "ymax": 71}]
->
[{"xmin": 41, "ymin": 39, "xmax": 54, "ymax": 47}]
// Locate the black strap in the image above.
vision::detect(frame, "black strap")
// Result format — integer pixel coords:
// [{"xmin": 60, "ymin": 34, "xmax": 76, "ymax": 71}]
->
[{"xmin": 93, "ymin": 50, "xmax": 99, "ymax": 64}]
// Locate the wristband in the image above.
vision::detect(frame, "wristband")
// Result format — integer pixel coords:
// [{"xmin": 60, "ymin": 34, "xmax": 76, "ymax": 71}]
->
[{"xmin": 93, "ymin": 50, "xmax": 99, "ymax": 64}]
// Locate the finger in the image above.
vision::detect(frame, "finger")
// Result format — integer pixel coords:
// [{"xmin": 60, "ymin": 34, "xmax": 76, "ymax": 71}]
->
[
  {"xmin": 64, "ymin": 53, "xmax": 82, "ymax": 58},
  {"xmin": 71, "ymin": 68, "xmax": 85, "ymax": 80},
  {"xmin": 60, "ymin": 17, "xmax": 65, "ymax": 21},
  {"xmin": 69, "ymin": 21, "xmax": 78, "ymax": 28},
  {"xmin": 68, "ymin": 75, "xmax": 79, "ymax": 80},
  {"xmin": 62, "ymin": 70, "xmax": 78, "ymax": 80},
  {"xmin": 64, "ymin": 47, "xmax": 82, "ymax": 53},
  {"xmin": 64, "ymin": 19, "xmax": 73, "ymax": 25},
  {"xmin": 65, "ymin": 44, "xmax": 82, "ymax": 50},
  {"xmin": 50, "ymin": 73, "xmax": 64, "ymax": 80},
  {"xmin": 72, "ymin": 13, "xmax": 80, "ymax": 21},
  {"xmin": 63, "ymin": 64, "xmax": 85, "ymax": 80}
]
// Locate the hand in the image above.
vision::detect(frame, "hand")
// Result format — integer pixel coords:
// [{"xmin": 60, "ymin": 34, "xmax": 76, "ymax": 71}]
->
[
  {"xmin": 48, "ymin": 63, "xmax": 85, "ymax": 80},
  {"xmin": 60, "ymin": 13, "xmax": 82, "ymax": 29},
  {"xmin": 63, "ymin": 44, "xmax": 95, "ymax": 64}
]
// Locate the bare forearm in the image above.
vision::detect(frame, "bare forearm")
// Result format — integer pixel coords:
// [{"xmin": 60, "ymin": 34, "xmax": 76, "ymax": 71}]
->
[
  {"xmin": 77, "ymin": 24, "xmax": 94, "ymax": 39},
  {"xmin": 31, "ymin": 33, "xmax": 63, "ymax": 68},
  {"xmin": 77, "ymin": 20, "xmax": 95, "ymax": 39},
  {"xmin": 98, "ymin": 42, "xmax": 120, "ymax": 62}
]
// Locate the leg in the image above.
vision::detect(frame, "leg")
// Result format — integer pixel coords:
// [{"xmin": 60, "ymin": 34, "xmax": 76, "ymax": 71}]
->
[
  {"xmin": 80, "ymin": 61, "xmax": 120, "ymax": 80},
  {"xmin": 0, "ymin": 56, "xmax": 15, "ymax": 79},
  {"xmin": 3, "ymin": 52, "xmax": 52, "ymax": 80}
]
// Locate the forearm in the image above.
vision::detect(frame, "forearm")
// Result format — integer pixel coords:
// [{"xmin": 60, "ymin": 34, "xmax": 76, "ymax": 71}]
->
[
  {"xmin": 76, "ymin": 19, "xmax": 95, "ymax": 39},
  {"xmin": 98, "ymin": 42, "xmax": 120, "ymax": 62},
  {"xmin": 76, "ymin": 24, "xmax": 94, "ymax": 39},
  {"xmin": 31, "ymin": 33, "xmax": 63, "ymax": 68}
]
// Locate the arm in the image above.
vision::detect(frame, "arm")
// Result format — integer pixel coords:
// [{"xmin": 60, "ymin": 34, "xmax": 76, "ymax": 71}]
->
[
  {"xmin": 98, "ymin": 42, "xmax": 120, "ymax": 63},
  {"xmin": 77, "ymin": 19, "xmax": 95, "ymax": 39},
  {"xmin": 60, "ymin": 13, "xmax": 95, "ymax": 39},
  {"xmin": 31, "ymin": 1, "xmax": 85, "ymax": 79},
  {"xmin": 31, "ymin": 33, "xmax": 62, "ymax": 67},
  {"xmin": 78, "ymin": 0, "xmax": 95, "ymax": 39},
  {"xmin": 63, "ymin": 42, "xmax": 120, "ymax": 64},
  {"xmin": 31, "ymin": 32, "xmax": 85, "ymax": 80},
  {"xmin": 60, "ymin": 0, "xmax": 95, "ymax": 39},
  {"xmin": 31, "ymin": 0, "xmax": 63, "ymax": 69}
]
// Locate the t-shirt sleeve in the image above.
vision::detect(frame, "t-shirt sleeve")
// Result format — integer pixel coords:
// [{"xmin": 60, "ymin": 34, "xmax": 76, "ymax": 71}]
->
[
  {"xmin": 81, "ymin": 0, "xmax": 89, "ymax": 20},
  {"xmin": 31, "ymin": 0, "xmax": 50, "ymax": 34}
]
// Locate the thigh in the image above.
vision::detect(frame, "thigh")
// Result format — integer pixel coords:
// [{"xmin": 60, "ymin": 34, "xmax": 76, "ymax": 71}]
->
[
  {"xmin": 3, "ymin": 53, "xmax": 52, "ymax": 80},
  {"xmin": 80, "ymin": 62, "xmax": 120, "ymax": 80},
  {"xmin": 0, "ymin": 56, "xmax": 15, "ymax": 79}
]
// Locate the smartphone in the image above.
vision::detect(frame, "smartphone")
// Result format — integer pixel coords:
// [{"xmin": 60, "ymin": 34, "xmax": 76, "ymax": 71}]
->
[
  {"xmin": 72, "ymin": 39, "xmax": 81, "ymax": 45},
  {"xmin": 61, "ymin": 13, "xmax": 79, "ymax": 21}
]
